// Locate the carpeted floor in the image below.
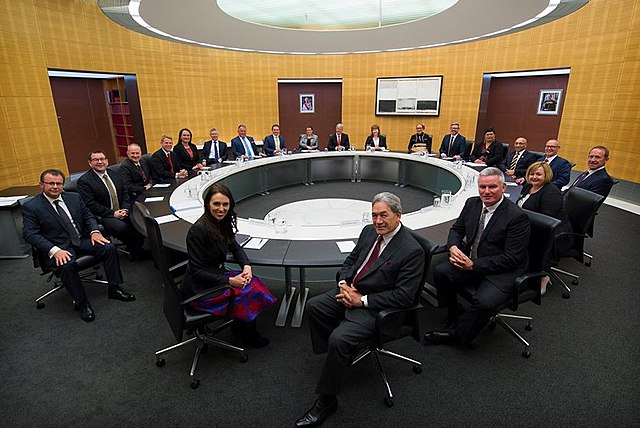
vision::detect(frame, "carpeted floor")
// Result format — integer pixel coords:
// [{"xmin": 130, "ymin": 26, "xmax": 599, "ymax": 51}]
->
[{"xmin": 0, "ymin": 204, "xmax": 638, "ymax": 427}]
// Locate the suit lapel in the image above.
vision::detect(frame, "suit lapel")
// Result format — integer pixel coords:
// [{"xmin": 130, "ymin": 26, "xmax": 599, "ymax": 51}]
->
[
  {"xmin": 356, "ymin": 226, "xmax": 404, "ymax": 280},
  {"xmin": 481, "ymin": 199, "xmax": 507, "ymax": 239},
  {"xmin": 39, "ymin": 193, "xmax": 69, "ymax": 231}
]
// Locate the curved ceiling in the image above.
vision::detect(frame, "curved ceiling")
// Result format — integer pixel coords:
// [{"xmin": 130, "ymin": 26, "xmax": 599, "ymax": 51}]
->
[{"xmin": 98, "ymin": 0, "xmax": 589, "ymax": 55}]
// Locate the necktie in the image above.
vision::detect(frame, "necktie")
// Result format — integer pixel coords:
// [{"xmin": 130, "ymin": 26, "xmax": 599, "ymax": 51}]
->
[
  {"xmin": 337, "ymin": 134, "xmax": 341, "ymax": 147},
  {"xmin": 242, "ymin": 138, "xmax": 254, "ymax": 159},
  {"xmin": 53, "ymin": 200, "xmax": 81, "ymax": 247},
  {"xmin": 470, "ymin": 208, "xmax": 488, "ymax": 260},
  {"xmin": 135, "ymin": 163, "xmax": 147, "ymax": 182},
  {"xmin": 103, "ymin": 174, "xmax": 120, "ymax": 211},
  {"xmin": 167, "ymin": 153, "xmax": 174, "ymax": 173},
  {"xmin": 509, "ymin": 151, "xmax": 521, "ymax": 170},
  {"xmin": 353, "ymin": 236, "xmax": 382, "ymax": 285},
  {"xmin": 572, "ymin": 171, "xmax": 589, "ymax": 188},
  {"xmin": 213, "ymin": 141, "xmax": 219, "ymax": 160},
  {"xmin": 275, "ymin": 136, "xmax": 280, "ymax": 151},
  {"xmin": 448, "ymin": 135, "xmax": 455, "ymax": 156}
]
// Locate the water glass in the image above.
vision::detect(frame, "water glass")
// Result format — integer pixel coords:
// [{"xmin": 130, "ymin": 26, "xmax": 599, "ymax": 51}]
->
[{"xmin": 441, "ymin": 190, "xmax": 452, "ymax": 206}]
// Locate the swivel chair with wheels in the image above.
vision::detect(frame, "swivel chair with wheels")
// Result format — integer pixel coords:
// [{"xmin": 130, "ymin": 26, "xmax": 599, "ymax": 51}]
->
[
  {"xmin": 458, "ymin": 210, "xmax": 560, "ymax": 357},
  {"xmin": 550, "ymin": 187, "xmax": 606, "ymax": 299},
  {"xmin": 350, "ymin": 230, "xmax": 438, "ymax": 407},
  {"xmin": 582, "ymin": 179, "xmax": 617, "ymax": 267},
  {"xmin": 139, "ymin": 207, "xmax": 247, "ymax": 389}
]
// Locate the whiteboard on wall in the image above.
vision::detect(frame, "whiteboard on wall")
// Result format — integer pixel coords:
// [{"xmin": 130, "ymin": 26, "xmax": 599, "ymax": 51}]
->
[{"xmin": 376, "ymin": 76, "xmax": 443, "ymax": 116}]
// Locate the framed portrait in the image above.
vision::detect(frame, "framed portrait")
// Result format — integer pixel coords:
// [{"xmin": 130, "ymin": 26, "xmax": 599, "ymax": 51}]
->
[
  {"xmin": 300, "ymin": 94, "xmax": 315, "ymax": 113},
  {"xmin": 537, "ymin": 89, "xmax": 563, "ymax": 115}
]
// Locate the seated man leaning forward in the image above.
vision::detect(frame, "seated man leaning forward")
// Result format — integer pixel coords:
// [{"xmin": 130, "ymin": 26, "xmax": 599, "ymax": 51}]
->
[
  {"xmin": 425, "ymin": 167, "xmax": 530, "ymax": 348},
  {"xmin": 296, "ymin": 192, "xmax": 425, "ymax": 427}
]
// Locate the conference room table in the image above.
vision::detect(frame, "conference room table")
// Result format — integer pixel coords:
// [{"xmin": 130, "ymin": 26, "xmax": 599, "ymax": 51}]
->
[{"xmin": 131, "ymin": 151, "xmax": 501, "ymax": 327}]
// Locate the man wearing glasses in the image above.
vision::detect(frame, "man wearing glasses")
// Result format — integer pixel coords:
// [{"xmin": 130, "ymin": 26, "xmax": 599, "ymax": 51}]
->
[
  {"xmin": 22, "ymin": 169, "xmax": 135, "ymax": 322},
  {"xmin": 540, "ymin": 139, "xmax": 572, "ymax": 188},
  {"xmin": 77, "ymin": 151, "xmax": 147, "ymax": 260}
]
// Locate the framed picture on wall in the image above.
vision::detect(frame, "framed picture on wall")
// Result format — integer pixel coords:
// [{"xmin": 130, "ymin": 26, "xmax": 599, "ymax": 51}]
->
[
  {"xmin": 537, "ymin": 89, "xmax": 562, "ymax": 115},
  {"xmin": 375, "ymin": 76, "xmax": 443, "ymax": 116},
  {"xmin": 300, "ymin": 94, "xmax": 315, "ymax": 113}
]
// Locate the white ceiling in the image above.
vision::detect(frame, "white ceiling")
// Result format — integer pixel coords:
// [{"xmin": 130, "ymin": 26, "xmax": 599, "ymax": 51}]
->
[{"xmin": 99, "ymin": 0, "xmax": 589, "ymax": 54}]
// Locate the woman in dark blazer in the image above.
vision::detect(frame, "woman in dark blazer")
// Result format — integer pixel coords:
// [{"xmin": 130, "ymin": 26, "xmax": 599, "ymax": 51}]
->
[
  {"xmin": 517, "ymin": 161, "xmax": 572, "ymax": 294},
  {"xmin": 364, "ymin": 124, "xmax": 387, "ymax": 151},
  {"xmin": 471, "ymin": 128, "xmax": 504, "ymax": 166},
  {"xmin": 184, "ymin": 184, "xmax": 275, "ymax": 348},
  {"xmin": 174, "ymin": 128, "xmax": 203, "ymax": 172}
]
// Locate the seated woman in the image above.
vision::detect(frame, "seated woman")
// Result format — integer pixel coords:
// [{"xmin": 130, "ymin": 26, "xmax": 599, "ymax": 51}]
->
[
  {"xmin": 364, "ymin": 124, "xmax": 387, "ymax": 151},
  {"xmin": 184, "ymin": 184, "xmax": 276, "ymax": 348},
  {"xmin": 299, "ymin": 125, "xmax": 319, "ymax": 150},
  {"xmin": 517, "ymin": 161, "xmax": 572, "ymax": 295},
  {"xmin": 174, "ymin": 128, "xmax": 203, "ymax": 172},
  {"xmin": 471, "ymin": 128, "xmax": 504, "ymax": 166}
]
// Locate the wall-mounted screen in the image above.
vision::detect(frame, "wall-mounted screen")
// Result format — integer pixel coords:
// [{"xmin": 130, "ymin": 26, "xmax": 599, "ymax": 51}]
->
[{"xmin": 375, "ymin": 76, "xmax": 443, "ymax": 116}]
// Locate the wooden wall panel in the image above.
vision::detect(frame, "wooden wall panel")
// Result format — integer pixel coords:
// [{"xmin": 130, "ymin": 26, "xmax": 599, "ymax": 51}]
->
[{"xmin": 0, "ymin": 0, "xmax": 639, "ymax": 190}]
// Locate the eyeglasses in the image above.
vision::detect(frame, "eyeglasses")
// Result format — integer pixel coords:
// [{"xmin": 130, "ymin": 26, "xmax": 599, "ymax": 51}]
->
[
  {"xmin": 90, "ymin": 158, "xmax": 107, "ymax": 162},
  {"xmin": 545, "ymin": 145, "xmax": 559, "ymax": 149},
  {"xmin": 42, "ymin": 182, "xmax": 64, "ymax": 187}
]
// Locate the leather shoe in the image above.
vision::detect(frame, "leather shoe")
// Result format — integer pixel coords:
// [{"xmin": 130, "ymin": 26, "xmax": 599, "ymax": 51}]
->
[
  {"xmin": 108, "ymin": 286, "xmax": 136, "ymax": 302},
  {"xmin": 423, "ymin": 329, "xmax": 456, "ymax": 345},
  {"xmin": 79, "ymin": 302, "xmax": 95, "ymax": 322},
  {"xmin": 295, "ymin": 398, "xmax": 338, "ymax": 427}
]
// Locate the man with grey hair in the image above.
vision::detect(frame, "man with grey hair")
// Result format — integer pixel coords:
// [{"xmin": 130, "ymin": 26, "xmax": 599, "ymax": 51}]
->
[
  {"xmin": 296, "ymin": 192, "xmax": 425, "ymax": 427},
  {"xmin": 425, "ymin": 167, "xmax": 530, "ymax": 348},
  {"xmin": 327, "ymin": 123, "xmax": 350, "ymax": 151}
]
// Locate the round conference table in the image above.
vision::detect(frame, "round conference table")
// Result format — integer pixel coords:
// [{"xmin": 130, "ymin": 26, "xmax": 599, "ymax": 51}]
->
[{"xmin": 132, "ymin": 151, "xmax": 490, "ymax": 327}]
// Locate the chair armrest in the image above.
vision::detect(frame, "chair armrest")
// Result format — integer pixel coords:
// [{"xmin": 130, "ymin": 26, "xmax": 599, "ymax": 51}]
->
[
  {"xmin": 512, "ymin": 270, "xmax": 546, "ymax": 307},
  {"xmin": 169, "ymin": 259, "xmax": 188, "ymax": 272},
  {"xmin": 180, "ymin": 285, "xmax": 235, "ymax": 306},
  {"xmin": 375, "ymin": 304, "xmax": 423, "ymax": 338}
]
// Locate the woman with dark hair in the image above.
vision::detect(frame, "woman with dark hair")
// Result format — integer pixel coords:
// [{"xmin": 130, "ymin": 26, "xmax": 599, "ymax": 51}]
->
[
  {"xmin": 364, "ymin": 124, "xmax": 387, "ymax": 151},
  {"xmin": 471, "ymin": 128, "xmax": 504, "ymax": 166},
  {"xmin": 299, "ymin": 125, "xmax": 319, "ymax": 150},
  {"xmin": 184, "ymin": 184, "xmax": 275, "ymax": 347},
  {"xmin": 517, "ymin": 161, "xmax": 572, "ymax": 295},
  {"xmin": 174, "ymin": 128, "xmax": 203, "ymax": 171}
]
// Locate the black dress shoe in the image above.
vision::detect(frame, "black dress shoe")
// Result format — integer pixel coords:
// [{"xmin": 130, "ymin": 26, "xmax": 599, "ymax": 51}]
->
[
  {"xmin": 79, "ymin": 302, "xmax": 95, "ymax": 322},
  {"xmin": 423, "ymin": 329, "xmax": 456, "ymax": 345},
  {"xmin": 108, "ymin": 286, "xmax": 136, "ymax": 302},
  {"xmin": 295, "ymin": 398, "xmax": 338, "ymax": 427}
]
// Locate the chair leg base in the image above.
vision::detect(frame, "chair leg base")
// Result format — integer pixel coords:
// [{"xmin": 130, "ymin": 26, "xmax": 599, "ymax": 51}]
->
[{"xmin": 493, "ymin": 313, "xmax": 532, "ymax": 357}]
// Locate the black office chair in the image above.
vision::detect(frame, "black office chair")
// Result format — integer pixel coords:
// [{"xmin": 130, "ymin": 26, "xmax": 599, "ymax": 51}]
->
[
  {"xmin": 583, "ymin": 178, "xmax": 617, "ymax": 267},
  {"xmin": 18, "ymin": 196, "xmax": 108, "ymax": 309},
  {"xmin": 457, "ymin": 210, "xmax": 560, "ymax": 357},
  {"xmin": 463, "ymin": 139, "xmax": 474, "ymax": 160},
  {"xmin": 549, "ymin": 187, "xmax": 606, "ymax": 298},
  {"xmin": 350, "ymin": 231, "xmax": 438, "ymax": 407},
  {"xmin": 139, "ymin": 206, "xmax": 247, "ymax": 389},
  {"xmin": 501, "ymin": 142, "xmax": 509, "ymax": 160}
]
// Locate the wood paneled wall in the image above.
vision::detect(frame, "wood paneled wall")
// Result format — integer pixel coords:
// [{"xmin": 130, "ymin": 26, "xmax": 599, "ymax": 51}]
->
[{"xmin": 1, "ymin": 0, "xmax": 639, "ymax": 189}]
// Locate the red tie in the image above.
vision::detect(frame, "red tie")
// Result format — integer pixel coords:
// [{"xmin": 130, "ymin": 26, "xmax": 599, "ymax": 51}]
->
[
  {"xmin": 167, "ymin": 153, "xmax": 174, "ymax": 173},
  {"xmin": 337, "ymin": 134, "xmax": 341, "ymax": 147},
  {"xmin": 353, "ymin": 237, "xmax": 382, "ymax": 285}
]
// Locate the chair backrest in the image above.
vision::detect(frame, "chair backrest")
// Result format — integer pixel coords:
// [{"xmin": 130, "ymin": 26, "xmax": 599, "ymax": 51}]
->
[
  {"xmin": 408, "ymin": 230, "xmax": 439, "ymax": 305},
  {"xmin": 138, "ymin": 205, "xmax": 185, "ymax": 341},
  {"xmin": 463, "ymin": 139, "xmax": 474, "ymax": 159},
  {"xmin": 107, "ymin": 163, "xmax": 121, "ymax": 175},
  {"xmin": 564, "ymin": 187, "xmax": 606, "ymax": 236},
  {"xmin": 63, "ymin": 179, "xmax": 78, "ymax": 193},
  {"xmin": 501, "ymin": 142, "xmax": 509, "ymax": 159},
  {"xmin": 523, "ymin": 210, "xmax": 561, "ymax": 273}
]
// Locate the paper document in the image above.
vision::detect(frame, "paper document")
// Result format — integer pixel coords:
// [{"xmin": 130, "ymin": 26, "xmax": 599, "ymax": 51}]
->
[
  {"xmin": 153, "ymin": 183, "xmax": 171, "ymax": 188},
  {"xmin": 336, "ymin": 241, "xmax": 356, "ymax": 253},
  {"xmin": 144, "ymin": 196, "xmax": 164, "ymax": 202},
  {"xmin": 155, "ymin": 214, "xmax": 178, "ymax": 224},
  {"xmin": 243, "ymin": 238, "xmax": 268, "ymax": 250}
]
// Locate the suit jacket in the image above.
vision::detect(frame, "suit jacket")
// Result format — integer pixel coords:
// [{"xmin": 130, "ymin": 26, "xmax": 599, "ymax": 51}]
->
[
  {"xmin": 22, "ymin": 192, "xmax": 100, "ymax": 255},
  {"xmin": 438, "ymin": 134, "xmax": 466, "ymax": 157},
  {"xmin": 231, "ymin": 136, "xmax": 260, "ymax": 158},
  {"xmin": 119, "ymin": 158, "xmax": 152, "ymax": 201},
  {"xmin": 77, "ymin": 169, "xmax": 130, "ymax": 219},
  {"xmin": 202, "ymin": 139, "xmax": 228, "ymax": 162},
  {"xmin": 541, "ymin": 155, "xmax": 572, "ymax": 188},
  {"xmin": 151, "ymin": 148, "xmax": 180, "ymax": 181},
  {"xmin": 183, "ymin": 222, "xmax": 249, "ymax": 296},
  {"xmin": 407, "ymin": 133, "xmax": 433, "ymax": 153},
  {"xmin": 500, "ymin": 150, "xmax": 538, "ymax": 178},
  {"xmin": 327, "ymin": 133, "xmax": 350, "ymax": 151},
  {"xmin": 263, "ymin": 134, "xmax": 287, "ymax": 156},
  {"xmin": 518, "ymin": 183, "xmax": 571, "ymax": 235},
  {"xmin": 173, "ymin": 142, "xmax": 202, "ymax": 170},
  {"xmin": 470, "ymin": 141, "xmax": 505, "ymax": 166},
  {"xmin": 569, "ymin": 168, "xmax": 614, "ymax": 197},
  {"xmin": 338, "ymin": 224, "xmax": 425, "ymax": 321},
  {"xmin": 299, "ymin": 134, "xmax": 319, "ymax": 150},
  {"xmin": 364, "ymin": 135, "xmax": 387, "ymax": 150},
  {"xmin": 447, "ymin": 197, "xmax": 530, "ymax": 293}
]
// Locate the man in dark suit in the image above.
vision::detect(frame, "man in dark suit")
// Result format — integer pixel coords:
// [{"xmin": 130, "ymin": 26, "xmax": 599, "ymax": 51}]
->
[
  {"xmin": 202, "ymin": 128, "xmax": 228, "ymax": 164},
  {"xmin": 425, "ymin": 167, "xmax": 530, "ymax": 347},
  {"xmin": 296, "ymin": 192, "xmax": 425, "ymax": 427},
  {"xmin": 22, "ymin": 169, "xmax": 135, "ymax": 322},
  {"xmin": 438, "ymin": 122, "xmax": 466, "ymax": 158},
  {"xmin": 263, "ymin": 124, "xmax": 287, "ymax": 156},
  {"xmin": 499, "ymin": 136, "xmax": 538, "ymax": 183},
  {"xmin": 564, "ymin": 145, "xmax": 614, "ymax": 197},
  {"xmin": 408, "ymin": 123, "xmax": 433, "ymax": 153},
  {"xmin": 120, "ymin": 143, "xmax": 153, "ymax": 202},
  {"xmin": 327, "ymin": 123, "xmax": 350, "ymax": 151},
  {"xmin": 150, "ymin": 135, "xmax": 188, "ymax": 182},
  {"xmin": 231, "ymin": 124, "xmax": 264, "ymax": 160},
  {"xmin": 77, "ymin": 150, "xmax": 146, "ymax": 260},
  {"xmin": 540, "ymin": 139, "xmax": 571, "ymax": 188}
]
